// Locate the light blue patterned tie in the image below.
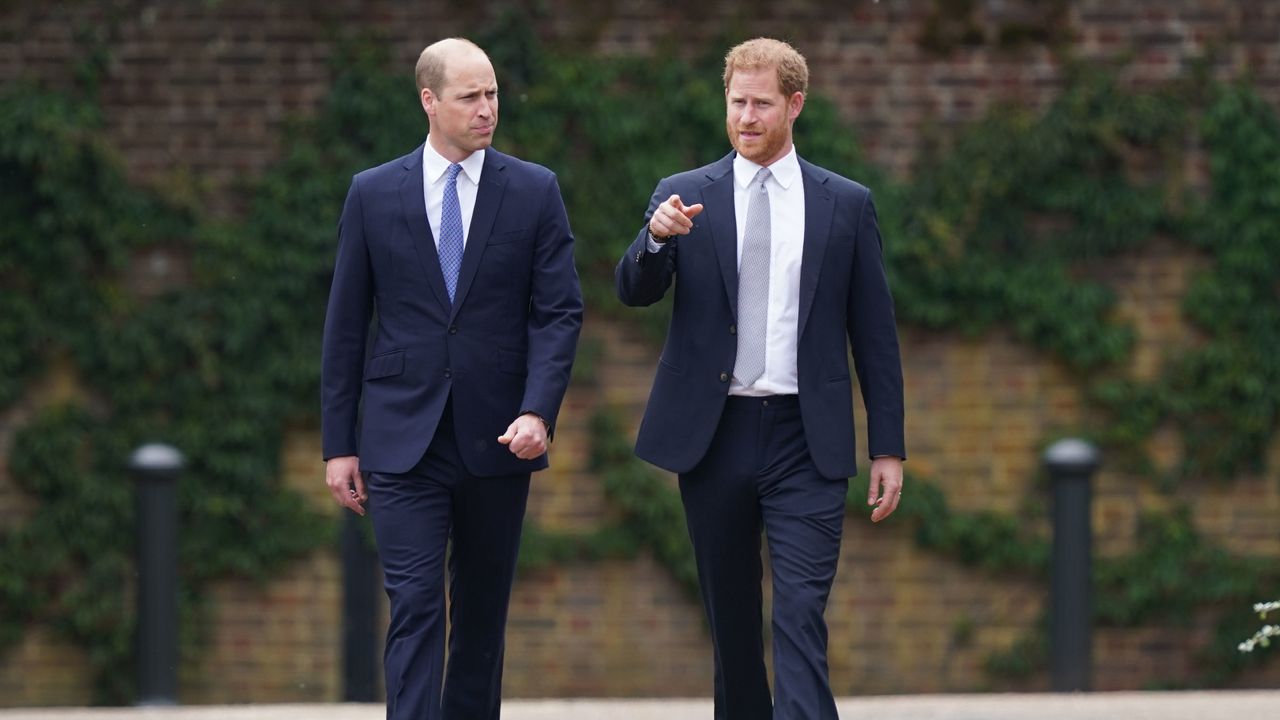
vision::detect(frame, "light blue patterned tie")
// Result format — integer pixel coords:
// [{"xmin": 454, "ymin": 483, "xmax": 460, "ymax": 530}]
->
[
  {"xmin": 735, "ymin": 167, "xmax": 772, "ymax": 386},
  {"xmin": 439, "ymin": 163, "xmax": 464, "ymax": 302}
]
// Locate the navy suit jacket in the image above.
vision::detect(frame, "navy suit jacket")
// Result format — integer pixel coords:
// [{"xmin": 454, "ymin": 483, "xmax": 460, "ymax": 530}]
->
[
  {"xmin": 616, "ymin": 152, "xmax": 905, "ymax": 480},
  {"xmin": 322, "ymin": 145, "xmax": 583, "ymax": 476}
]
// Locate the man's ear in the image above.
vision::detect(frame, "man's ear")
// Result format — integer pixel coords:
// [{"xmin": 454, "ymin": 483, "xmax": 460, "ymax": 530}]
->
[
  {"xmin": 420, "ymin": 87, "xmax": 435, "ymax": 118},
  {"xmin": 788, "ymin": 91, "xmax": 805, "ymax": 122}
]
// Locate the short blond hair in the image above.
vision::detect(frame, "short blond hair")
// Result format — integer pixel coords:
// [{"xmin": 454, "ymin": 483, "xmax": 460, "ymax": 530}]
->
[
  {"xmin": 415, "ymin": 38, "xmax": 486, "ymax": 93},
  {"xmin": 723, "ymin": 37, "xmax": 809, "ymax": 97}
]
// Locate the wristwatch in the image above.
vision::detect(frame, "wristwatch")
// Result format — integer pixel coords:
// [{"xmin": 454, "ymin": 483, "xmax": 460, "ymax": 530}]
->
[{"xmin": 521, "ymin": 410, "xmax": 550, "ymax": 432}]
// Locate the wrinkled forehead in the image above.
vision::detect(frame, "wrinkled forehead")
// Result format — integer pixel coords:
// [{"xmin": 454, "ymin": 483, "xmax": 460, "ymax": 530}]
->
[{"xmin": 442, "ymin": 51, "xmax": 496, "ymax": 93}]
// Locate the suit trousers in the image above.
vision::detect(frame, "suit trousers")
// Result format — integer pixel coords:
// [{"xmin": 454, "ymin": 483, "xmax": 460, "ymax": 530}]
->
[
  {"xmin": 366, "ymin": 402, "xmax": 531, "ymax": 720},
  {"xmin": 679, "ymin": 395, "xmax": 847, "ymax": 720}
]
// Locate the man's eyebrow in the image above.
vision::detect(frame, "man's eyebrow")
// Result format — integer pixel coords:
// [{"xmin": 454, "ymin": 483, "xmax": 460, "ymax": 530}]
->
[{"xmin": 455, "ymin": 85, "xmax": 498, "ymax": 98}]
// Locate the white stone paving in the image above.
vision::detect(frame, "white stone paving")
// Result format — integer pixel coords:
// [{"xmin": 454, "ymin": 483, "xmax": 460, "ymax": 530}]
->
[{"xmin": 1, "ymin": 693, "xmax": 1279, "ymax": 720}]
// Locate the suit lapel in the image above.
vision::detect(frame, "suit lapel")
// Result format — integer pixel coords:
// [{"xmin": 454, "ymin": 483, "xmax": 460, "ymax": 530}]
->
[
  {"xmin": 797, "ymin": 159, "xmax": 833, "ymax": 339},
  {"xmin": 701, "ymin": 155, "xmax": 740, "ymax": 319},
  {"xmin": 450, "ymin": 148, "xmax": 507, "ymax": 321},
  {"xmin": 399, "ymin": 145, "xmax": 452, "ymax": 312}
]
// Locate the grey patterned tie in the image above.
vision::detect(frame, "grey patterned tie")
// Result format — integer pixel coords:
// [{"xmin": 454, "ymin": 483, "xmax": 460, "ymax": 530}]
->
[{"xmin": 734, "ymin": 167, "xmax": 772, "ymax": 386}]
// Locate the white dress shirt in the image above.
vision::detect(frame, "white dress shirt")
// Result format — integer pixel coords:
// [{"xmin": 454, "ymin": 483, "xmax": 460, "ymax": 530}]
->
[
  {"xmin": 423, "ymin": 138, "xmax": 485, "ymax": 248},
  {"xmin": 729, "ymin": 147, "xmax": 804, "ymax": 397}
]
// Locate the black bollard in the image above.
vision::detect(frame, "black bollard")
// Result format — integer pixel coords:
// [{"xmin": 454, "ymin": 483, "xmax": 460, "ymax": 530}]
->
[
  {"xmin": 341, "ymin": 512, "xmax": 378, "ymax": 701},
  {"xmin": 1043, "ymin": 438, "xmax": 1100, "ymax": 692},
  {"xmin": 129, "ymin": 443, "xmax": 184, "ymax": 706}
]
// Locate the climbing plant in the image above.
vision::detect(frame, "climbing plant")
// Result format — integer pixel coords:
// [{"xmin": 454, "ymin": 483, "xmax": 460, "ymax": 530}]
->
[
  {"xmin": 885, "ymin": 68, "xmax": 1280, "ymax": 683},
  {"xmin": 0, "ymin": 70, "xmax": 345, "ymax": 704},
  {"xmin": 3, "ymin": 8, "xmax": 1279, "ymax": 700}
]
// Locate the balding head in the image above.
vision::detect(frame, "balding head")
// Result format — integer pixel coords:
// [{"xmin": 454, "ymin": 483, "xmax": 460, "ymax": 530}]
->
[
  {"xmin": 416, "ymin": 38, "xmax": 499, "ymax": 162},
  {"xmin": 416, "ymin": 38, "xmax": 489, "ymax": 94}
]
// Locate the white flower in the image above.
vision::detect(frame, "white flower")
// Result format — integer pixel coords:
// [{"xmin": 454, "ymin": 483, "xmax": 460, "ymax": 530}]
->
[
  {"xmin": 1254, "ymin": 600, "xmax": 1280, "ymax": 617},
  {"xmin": 1238, "ymin": 610, "xmax": 1280, "ymax": 654}
]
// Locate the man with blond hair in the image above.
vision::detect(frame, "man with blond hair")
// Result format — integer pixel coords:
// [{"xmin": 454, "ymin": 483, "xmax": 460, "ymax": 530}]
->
[
  {"xmin": 616, "ymin": 37, "xmax": 905, "ymax": 718},
  {"xmin": 322, "ymin": 38, "xmax": 582, "ymax": 718}
]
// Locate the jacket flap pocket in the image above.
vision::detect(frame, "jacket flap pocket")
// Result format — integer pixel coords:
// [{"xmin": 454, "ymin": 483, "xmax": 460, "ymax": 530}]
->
[
  {"xmin": 364, "ymin": 350, "xmax": 405, "ymax": 380},
  {"xmin": 498, "ymin": 348, "xmax": 528, "ymax": 376}
]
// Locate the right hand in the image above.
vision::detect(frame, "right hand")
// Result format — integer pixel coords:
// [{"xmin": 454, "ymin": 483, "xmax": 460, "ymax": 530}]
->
[
  {"xmin": 649, "ymin": 194, "xmax": 704, "ymax": 241},
  {"xmin": 326, "ymin": 455, "xmax": 366, "ymax": 516}
]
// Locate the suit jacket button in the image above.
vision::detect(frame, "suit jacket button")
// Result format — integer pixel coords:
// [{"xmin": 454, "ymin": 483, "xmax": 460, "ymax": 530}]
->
[
  {"xmin": 449, "ymin": 325, "xmax": 458, "ymax": 335},
  {"xmin": 444, "ymin": 369, "xmax": 452, "ymax": 379},
  {"xmin": 729, "ymin": 325, "xmax": 736, "ymax": 335},
  {"xmin": 719, "ymin": 372, "xmax": 728, "ymax": 382}
]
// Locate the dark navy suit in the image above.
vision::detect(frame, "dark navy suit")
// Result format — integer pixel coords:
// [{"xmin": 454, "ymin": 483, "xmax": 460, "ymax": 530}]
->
[
  {"xmin": 322, "ymin": 144, "xmax": 582, "ymax": 718},
  {"xmin": 617, "ymin": 151, "xmax": 904, "ymax": 718}
]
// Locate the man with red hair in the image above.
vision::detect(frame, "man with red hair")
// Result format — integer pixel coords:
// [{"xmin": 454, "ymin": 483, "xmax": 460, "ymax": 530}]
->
[{"xmin": 617, "ymin": 37, "xmax": 906, "ymax": 718}]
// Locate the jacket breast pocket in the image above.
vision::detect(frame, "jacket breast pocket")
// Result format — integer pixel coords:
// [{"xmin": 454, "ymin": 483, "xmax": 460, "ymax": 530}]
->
[
  {"xmin": 364, "ymin": 350, "xmax": 405, "ymax": 380},
  {"xmin": 487, "ymin": 227, "xmax": 530, "ymax": 246}
]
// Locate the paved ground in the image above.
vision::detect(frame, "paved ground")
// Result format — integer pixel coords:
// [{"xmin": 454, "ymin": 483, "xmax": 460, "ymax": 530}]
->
[{"xmin": 3, "ymin": 692, "xmax": 1279, "ymax": 720}]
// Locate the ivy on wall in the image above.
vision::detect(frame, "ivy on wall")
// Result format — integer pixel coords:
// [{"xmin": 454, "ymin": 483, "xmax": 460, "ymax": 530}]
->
[
  {"xmin": 2, "ymin": 8, "xmax": 1279, "ymax": 700},
  {"xmin": 0, "ymin": 77, "xmax": 339, "ymax": 703},
  {"xmin": 484, "ymin": 18, "xmax": 1280, "ymax": 685},
  {"xmin": 873, "ymin": 66, "xmax": 1280, "ymax": 683},
  {"xmin": 919, "ymin": 0, "xmax": 1073, "ymax": 55}
]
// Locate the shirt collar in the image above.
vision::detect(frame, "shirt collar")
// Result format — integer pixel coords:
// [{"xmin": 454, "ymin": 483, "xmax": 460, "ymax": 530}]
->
[
  {"xmin": 733, "ymin": 145, "xmax": 800, "ymax": 191},
  {"xmin": 423, "ymin": 137, "xmax": 486, "ymax": 185}
]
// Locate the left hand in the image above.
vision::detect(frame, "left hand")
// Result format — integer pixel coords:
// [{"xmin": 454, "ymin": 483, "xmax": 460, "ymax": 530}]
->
[
  {"xmin": 867, "ymin": 456, "xmax": 904, "ymax": 523},
  {"xmin": 497, "ymin": 412, "xmax": 549, "ymax": 460}
]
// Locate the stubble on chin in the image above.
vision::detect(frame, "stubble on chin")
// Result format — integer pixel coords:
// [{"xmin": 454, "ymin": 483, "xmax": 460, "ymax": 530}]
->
[
  {"xmin": 727, "ymin": 131, "xmax": 756, "ymax": 163},
  {"xmin": 730, "ymin": 136, "xmax": 769, "ymax": 165},
  {"xmin": 726, "ymin": 121, "xmax": 780, "ymax": 165}
]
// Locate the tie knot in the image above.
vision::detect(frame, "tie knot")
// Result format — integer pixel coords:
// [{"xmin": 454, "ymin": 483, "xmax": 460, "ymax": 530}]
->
[
  {"xmin": 753, "ymin": 167, "xmax": 771, "ymax": 190},
  {"xmin": 446, "ymin": 163, "xmax": 463, "ymax": 182}
]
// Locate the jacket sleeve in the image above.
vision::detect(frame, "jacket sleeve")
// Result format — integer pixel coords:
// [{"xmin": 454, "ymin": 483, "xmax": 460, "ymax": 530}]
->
[
  {"xmin": 519, "ymin": 174, "xmax": 584, "ymax": 438},
  {"xmin": 320, "ymin": 176, "xmax": 373, "ymax": 460},
  {"xmin": 846, "ymin": 191, "xmax": 906, "ymax": 460},
  {"xmin": 616, "ymin": 178, "xmax": 678, "ymax": 307}
]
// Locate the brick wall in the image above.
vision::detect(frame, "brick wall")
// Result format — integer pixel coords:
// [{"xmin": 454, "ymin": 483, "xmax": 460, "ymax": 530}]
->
[
  {"xmin": 2, "ymin": 0, "xmax": 1279, "ymax": 704},
  {"xmin": 4, "ymin": 1, "xmax": 1275, "ymax": 191}
]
